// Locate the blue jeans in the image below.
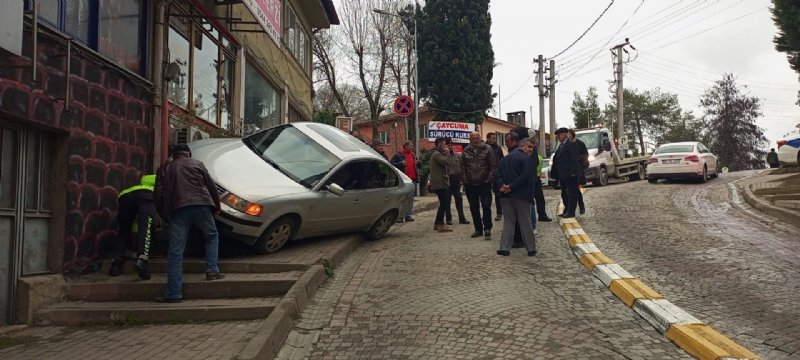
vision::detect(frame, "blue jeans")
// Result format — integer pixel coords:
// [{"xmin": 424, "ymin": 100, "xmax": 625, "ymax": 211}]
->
[{"xmin": 165, "ymin": 205, "xmax": 220, "ymax": 299}]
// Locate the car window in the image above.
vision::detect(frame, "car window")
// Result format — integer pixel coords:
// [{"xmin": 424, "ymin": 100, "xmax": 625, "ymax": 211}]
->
[
  {"xmin": 365, "ymin": 162, "xmax": 399, "ymax": 189},
  {"xmin": 243, "ymin": 125, "xmax": 342, "ymax": 188},
  {"xmin": 326, "ymin": 162, "xmax": 366, "ymax": 190},
  {"xmin": 699, "ymin": 144, "xmax": 710, "ymax": 153},
  {"xmin": 654, "ymin": 144, "xmax": 695, "ymax": 154},
  {"xmin": 327, "ymin": 161, "xmax": 399, "ymax": 191},
  {"xmin": 575, "ymin": 132, "xmax": 600, "ymax": 148}
]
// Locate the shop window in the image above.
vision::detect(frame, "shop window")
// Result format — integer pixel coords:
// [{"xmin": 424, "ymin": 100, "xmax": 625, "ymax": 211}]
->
[
  {"xmin": 244, "ymin": 61, "xmax": 281, "ymax": 135},
  {"xmin": 27, "ymin": 0, "xmax": 146, "ymax": 75},
  {"xmin": 166, "ymin": 8, "xmax": 237, "ymax": 130},
  {"xmin": 286, "ymin": 7, "xmax": 309, "ymax": 73},
  {"xmin": 377, "ymin": 131, "xmax": 390, "ymax": 145},
  {"xmin": 496, "ymin": 132, "xmax": 506, "ymax": 147}
]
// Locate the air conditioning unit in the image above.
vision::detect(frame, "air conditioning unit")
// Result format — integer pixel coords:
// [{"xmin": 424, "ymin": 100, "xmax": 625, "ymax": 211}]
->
[{"xmin": 175, "ymin": 125, "xmax": 210, "ymax": 144}]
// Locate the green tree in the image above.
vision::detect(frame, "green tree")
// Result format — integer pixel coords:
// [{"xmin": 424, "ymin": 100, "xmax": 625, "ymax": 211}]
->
[
  {"xmin": 700, "ymin": 74, "xmax": 767, "ymax": 171},
  {"xmin": 605, "ymin": 88, "xmax": 683, "ymax": 154},
  {"xmin": 418, "ymin": 0, "xmax": 495, "ymax": 122},
  {"xmin": 655, "ymin": 111, "xmax": 708, "ymax": 145},
  {"xmin": 570, "ymin": 87, "xmax": 603, "ymax": 128},
  {"xmin": 772, "ymin": 0, "xmax": 800, "ymax": 73}
]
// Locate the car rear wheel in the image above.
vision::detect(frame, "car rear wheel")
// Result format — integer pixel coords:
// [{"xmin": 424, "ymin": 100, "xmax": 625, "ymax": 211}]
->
[
  {"xmin": 592, "ymin": 167, "xmax": 608, "ymax": 186},
  {"xmin": 699, "ymin": 166, "xmax": 708, "ymax": 183},
  {"xmin": 253, "ymin": 217, "xmax": 297, "ymax": 254},
  {"xmin": 710, "ymin": 162, "xmax": 719, "ymax": 178},
  {"xmin": 364, "ymin": 210, "xmax": 398, "ymax": 241}
]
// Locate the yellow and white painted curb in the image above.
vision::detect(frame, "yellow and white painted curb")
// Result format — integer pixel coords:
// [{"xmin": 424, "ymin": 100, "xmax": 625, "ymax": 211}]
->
[{"xmin": 556, "ymin": 197, "xmax": 760, "ymax": 360}]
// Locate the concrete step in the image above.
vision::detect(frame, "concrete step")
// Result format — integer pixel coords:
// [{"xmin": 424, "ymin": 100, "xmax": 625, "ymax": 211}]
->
[
  {"xmin": 753, "ymin": 184, "xmax": 800, "ymax": 195},
  {"xmin": 67, "ymin": 271, "xmax": 303, "ymax": 302},
  {"xmin": 36, "ymin": 297, "xmax": 281, "ymax": 326},
  {"xmin": 100, "ymin": 257, "xmax": 308, "ymax": 275}
]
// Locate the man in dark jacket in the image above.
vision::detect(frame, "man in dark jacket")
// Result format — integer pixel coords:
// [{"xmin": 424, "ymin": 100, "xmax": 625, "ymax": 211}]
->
[
  {"xmin": 486, "ymin": 132, "xmax": 505, "ymax": 221},
  {"xmin": 767, "ymin": 148, "xmax": 780, "ymax": 168},
  {"xmin": 154, "ymin": 144, "xmax": 224, "ymax": 303},
  {"xmin": 391, "ymin": 141, "xmax": 420, "ymax": 222},
  {"xmin": 569, "ymin": 129, "xmax": 589, "ymax": 214},
  {"xmin": 445, "ymin": 139, "xmax": 469, "ymax": 225},
  {"xmin": 552, "ymin": 128, "xmax": 580, "ymax": 218},
  {"xmin": 495, "ymin": 133, "xmax": 537, "ymax": 257},
  {"xmin": 372, "ymin": 139, "xmax": 389, "ymax": 160},
  {"xmin": 429, "ymin": 138, "xmax": 453, "ymax": 233},
  {"xmin": 462, "ymin": 132, "xmax": 498, "ymax": 239},
  {"xmin": 110, "ymin": 174, "xmax": 157, "ymax": 280}
]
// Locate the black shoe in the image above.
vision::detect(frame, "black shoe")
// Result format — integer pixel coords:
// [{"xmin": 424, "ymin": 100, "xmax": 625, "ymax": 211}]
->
[
  {"xmin": 108, "ymin": 258, "xmax": 124, "ymax": 277},
  {"xmin": 484, "ymin": 230, "xmax": 491, "ymax": 240},
  {"xmin": 446, "ymin": 220, "xmax": 453, "ymax": 225},
  {"xmin": 157, "ymin": 297, "xmax": 182, "ymax": 304},
  {"xmin": 133, "ymin": 258, "xmax": 151, "ymax": 280},
  {"xmin": 538, "ymin": 217, "xmax": 553, "ymax": 222},
  {"xmin": 396, "ymin": 219, "xmax": 405, "ymax": 224},
  {"xmin": 206, "ymin": 272, "xmax": 226, "ymax": 281},
  {"xmin": 405, "ymin": 217, "xmax": 415, "ymax": 222},
  {"xmin": 496, "ymin": 250, "xmax": 510, "ymax": 256},
  {"xmin": 561, "ymin": 213, "xmax": 575, "ymax": 218},
  {"xmin": 528, "ymin": 250, "xmax": 538, "ymax": 257},
  {"xmin": 470, "ymin": 231, "xmax": 482, "ymax": 238},
  {"xmin": 459, "ymin": 219, "xmax": 471, "ymax": 225}
]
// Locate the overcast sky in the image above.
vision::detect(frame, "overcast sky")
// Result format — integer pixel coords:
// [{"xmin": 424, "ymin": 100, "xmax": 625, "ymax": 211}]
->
[{"xmin": 489, "ymin": 0, "xmax": 800, "ymax": 146}]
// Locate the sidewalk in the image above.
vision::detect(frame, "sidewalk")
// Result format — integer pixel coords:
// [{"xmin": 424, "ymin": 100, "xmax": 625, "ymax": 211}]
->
[{"xmin": 736, "ymin": 167, "xmax": 800, "ymax": 225}]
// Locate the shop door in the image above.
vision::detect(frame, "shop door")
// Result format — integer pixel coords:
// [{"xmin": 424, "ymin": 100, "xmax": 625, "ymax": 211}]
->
[{"xmin": 0, "ymin": 124, "xmax": 53, "ymax": 324}]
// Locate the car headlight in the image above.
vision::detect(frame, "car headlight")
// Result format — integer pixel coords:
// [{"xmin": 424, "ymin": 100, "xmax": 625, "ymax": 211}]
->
[{"xmin": 222, "ymin": 193, "xmax": 263, "ymax": 216}]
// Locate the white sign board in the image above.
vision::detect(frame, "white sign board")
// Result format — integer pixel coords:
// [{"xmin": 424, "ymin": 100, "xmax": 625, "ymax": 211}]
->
[
  {"xmin": 427, "ymin": 121, "xmax": 476, "ymax": 144},
  {"xmin": 242, "ymin": 0, "xmax": 282, "ymax": 45},
  {"xmin": 0, "ymin": 1, "xmax": 23, "ymax": 56}
]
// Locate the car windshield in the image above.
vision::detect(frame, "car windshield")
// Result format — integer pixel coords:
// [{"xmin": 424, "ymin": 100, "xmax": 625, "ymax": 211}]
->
[
  {"xmin": 242, "ymin": 125, "xmax": 342, "ymax": 188},
  {"xmin": 576, "ymin": 132, "xmax": 600, "ymax": 148},
  {"xmin": 655, "ymin": 144, "xmax": 695, "ymax": 154}
]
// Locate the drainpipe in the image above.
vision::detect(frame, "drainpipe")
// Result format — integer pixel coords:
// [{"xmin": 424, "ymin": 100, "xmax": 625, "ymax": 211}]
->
[{"xmin": 153, "ymin": 1, "xmax": 169, "ymax": 164}]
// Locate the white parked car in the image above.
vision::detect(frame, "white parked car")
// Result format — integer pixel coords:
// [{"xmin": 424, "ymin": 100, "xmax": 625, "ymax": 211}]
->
[
  {"xmin": 777, "ymin": 129, "xmax": 800, "ymax": 166},
  {"xmin": 646, "ymin": 142, "xmax": 718, "ymax": 183}
]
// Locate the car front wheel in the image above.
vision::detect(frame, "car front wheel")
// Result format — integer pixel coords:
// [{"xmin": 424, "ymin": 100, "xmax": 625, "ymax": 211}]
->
[
  {"xmin": 253, "ymin": 217, "xmax": 297, "ymax": 254},
  {"xmin": 364, "ymin": 210, "xmax": 398, "ymax": 241}
]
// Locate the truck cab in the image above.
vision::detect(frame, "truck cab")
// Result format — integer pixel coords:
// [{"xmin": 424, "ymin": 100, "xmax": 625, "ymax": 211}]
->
[{"xmin": 550, "ymin": 127, "xmax": 648, "ymax": 186}]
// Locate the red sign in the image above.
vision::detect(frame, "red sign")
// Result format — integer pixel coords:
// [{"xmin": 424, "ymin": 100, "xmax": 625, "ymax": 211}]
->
[{"xmin": 393, "ymin": 95, "xmax": 415, "ymax": 117}]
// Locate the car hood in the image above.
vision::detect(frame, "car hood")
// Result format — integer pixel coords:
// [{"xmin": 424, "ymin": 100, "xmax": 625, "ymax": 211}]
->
[{"xmin": 189, "ymin": 139, "xmax": 308, "ymax": 202}]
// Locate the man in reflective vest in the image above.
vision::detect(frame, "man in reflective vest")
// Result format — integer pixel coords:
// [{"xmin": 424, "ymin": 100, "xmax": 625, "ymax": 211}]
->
[{"xmin": 110, "ymin": 174, "xmax": 157, "ymax": 280}]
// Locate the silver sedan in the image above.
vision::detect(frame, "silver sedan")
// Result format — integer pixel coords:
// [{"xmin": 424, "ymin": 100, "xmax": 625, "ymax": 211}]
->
[{"xmin": 189, "ymin": 122, "xmax": 415, "ymax": 254}]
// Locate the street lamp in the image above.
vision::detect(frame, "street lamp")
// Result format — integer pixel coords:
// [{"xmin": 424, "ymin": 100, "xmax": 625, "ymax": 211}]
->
[{"xmin": 373, "ymin": 6, "xmax": 419, "ymax": 171}]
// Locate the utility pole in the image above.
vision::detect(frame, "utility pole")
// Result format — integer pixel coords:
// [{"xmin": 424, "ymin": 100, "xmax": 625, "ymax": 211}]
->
[
  {"xmin": 535, "ymin": 55, "xmax": 546, "ymax": 157},
  {"xmin": 548, "ymin": 59, "xmax": 557, "ymax": 154},
  {"xmin": 611, "ymin": 39, "xmax": 630, "ymax": 144}
]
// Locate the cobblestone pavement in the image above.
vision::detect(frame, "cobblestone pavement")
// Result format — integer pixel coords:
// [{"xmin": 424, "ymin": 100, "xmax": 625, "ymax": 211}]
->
[
  {"xmin": 578, "ymin": 172, "xmax": 800, "ymax": 359},
  {"xmin": 276, "ymin": 191, "xmax": 691, "ymax": 359}
]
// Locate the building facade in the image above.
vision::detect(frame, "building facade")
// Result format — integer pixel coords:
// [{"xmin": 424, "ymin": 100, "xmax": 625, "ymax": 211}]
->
[{"xmin": 0, "ymin": 0, "xmax": 337, "ymax": 324}]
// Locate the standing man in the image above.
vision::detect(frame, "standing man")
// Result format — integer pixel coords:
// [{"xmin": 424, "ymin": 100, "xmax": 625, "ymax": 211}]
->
[
  {"xmin": 445, "ymin": 139, "xmax": 470, "ymax": 226},
  {"xmin": 429, "ymin": 138, "xmax": 453, "ymax": 233},
  {"xmin": 486, "ymin": 132, "xmax": 505, "ymax": 221},
  {"xmin": 552, "ymin": 128, "xmax": 580, "ymax": 218},
  {"xmin": 391, "ymin": 141, "xmax": 420, "ymax": 222},
  {"xmin": 110, "ymin": 174, "xmax": 157, "ymax": 280},
  {"xmin": 495, "ymin": 133, "xmax": 537, "ymax": 257},
  {"xmin": 462, "ymin": 132, "xmax": 498, "ymax": 239},
  {"xmin": 767, "ymin": 148, "xmax": 780, "ymax": 168},
  {"xmin": 372, "ymin": 139, "xmax": 389, "ymax": 160},
  {"xmin": 569, "ymin": 129, "xmax": 589, "ymax": 214},
  {"xmin": 154, "ymin": 144, "xmax": 224, "ymax": 303}
]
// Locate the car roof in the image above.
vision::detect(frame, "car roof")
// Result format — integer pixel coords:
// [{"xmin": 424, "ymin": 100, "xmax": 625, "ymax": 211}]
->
[
  {"xmin": 658, "ymin": 142, "xmax": 699, "ymax": 146},
  {"xmin": 291, "ymin": 122, "xmax": 386, "ymax": 161}
]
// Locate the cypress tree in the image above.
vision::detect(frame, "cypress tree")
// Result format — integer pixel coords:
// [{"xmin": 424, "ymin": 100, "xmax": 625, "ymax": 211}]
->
[{"xmin": 418, "ymin": 0, "xmax": 495, "ymax": 122}]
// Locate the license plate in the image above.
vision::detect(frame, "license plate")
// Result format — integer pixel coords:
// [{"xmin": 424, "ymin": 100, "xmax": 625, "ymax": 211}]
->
[{"xmin": 663, "ymin": 159, "xmax": 680, "ymax": 164}]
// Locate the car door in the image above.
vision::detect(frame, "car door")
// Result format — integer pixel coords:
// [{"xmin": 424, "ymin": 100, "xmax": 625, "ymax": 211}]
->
[
  {"xmin": 305, "ymin": 160, "xmax": 385, "ymax": 235},
  {"xmin": 698, "ymin": 143, "xmax": 716, "ymax": 172},
  {"xmin": 357, "ymin": 160, "xmax": 400, "ymax": 226}
]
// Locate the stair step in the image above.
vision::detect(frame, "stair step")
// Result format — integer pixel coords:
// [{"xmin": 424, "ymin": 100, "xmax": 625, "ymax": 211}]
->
[
  {"xmin": 101, "ymin": 258, "xmax": 308, "ymax": 275},
  {"xmin": 68, "ymin": 272, "xmax": 303, "ymax": 302},
  {"xmin": 36, "ymin": 297, "xmax": 281, "ymax": 326}
]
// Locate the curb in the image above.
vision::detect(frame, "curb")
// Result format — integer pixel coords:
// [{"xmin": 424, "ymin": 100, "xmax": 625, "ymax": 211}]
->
[
  {"xmin": 238, "ymin": 234, "xmax": 363, "ymax": 360},
  {"xmin": 557, "ymin": 198, "xmax": 761, "ymax": 360},
  {"xmin": 735, "ymin": 179, "xmax": 800, "ymax": 226}
]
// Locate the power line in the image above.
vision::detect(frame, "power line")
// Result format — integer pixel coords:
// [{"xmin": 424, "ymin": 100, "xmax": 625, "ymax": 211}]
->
[
  {"xmin": 549, "ymin": 0, "xmax": 615, "ymax": 59},
  {"xmin": 499, "ymin": 70, "xmax": 536, "ymax": 104},
  {"xmin": 641, "ymin": 7, "xmax": 767, "ymax": 53}
]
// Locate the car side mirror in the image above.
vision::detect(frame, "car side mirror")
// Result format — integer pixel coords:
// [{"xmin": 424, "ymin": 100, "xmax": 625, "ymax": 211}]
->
[{"xmin": 326, "ymin": 183, "xmax": 345, "ymax": 196}]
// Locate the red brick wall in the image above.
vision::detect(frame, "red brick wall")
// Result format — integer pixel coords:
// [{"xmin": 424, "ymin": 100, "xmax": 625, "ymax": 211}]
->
[{"xmin": 0, "ymin": 31, "xmax": 154, "ymax": 273}]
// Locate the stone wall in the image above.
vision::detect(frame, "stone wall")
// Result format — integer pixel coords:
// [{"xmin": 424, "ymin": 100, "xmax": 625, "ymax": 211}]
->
[{"xmin": 0, "ymin": 30, "xmax": 154, "ymax": 273}]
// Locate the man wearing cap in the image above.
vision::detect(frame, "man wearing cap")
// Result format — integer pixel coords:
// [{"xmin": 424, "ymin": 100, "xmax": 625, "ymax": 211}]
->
[
  {"xmin": 552, "ymin": 128, "xmax": 580, "ymax": 218},
  {"xmin": 154, "ymin": 143, "xmax": 224, "ymax": 303},
  {"xmin": 372, "ymin": 139, "xmax": 389, "ymax": 160}
]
